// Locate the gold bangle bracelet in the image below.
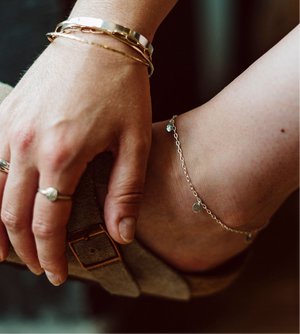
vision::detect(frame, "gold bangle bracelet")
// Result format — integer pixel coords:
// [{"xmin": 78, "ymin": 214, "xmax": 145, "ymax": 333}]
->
[
  {"xmin": 58, "ymin": 25, "xmax": 154, "ymax": 76},
  {"xmin": 46, "ymin": 32, "xmax": 150, "ymax": 72},
  {"xmin": 59, "ymin": 24, "xmax": 153, "ymax": 61},
  {"xmin": 56, "ymin": 17, "xmax": 154, "ymax": 55}
]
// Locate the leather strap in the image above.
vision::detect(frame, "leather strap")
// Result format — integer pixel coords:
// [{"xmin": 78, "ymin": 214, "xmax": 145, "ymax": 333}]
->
[
  {"xmin": 93, "ymin": 152, "xmax": 191, "ymax": 300},
  {"xmin": 67, "ymin": 158, "xmax": 140, "ymax": 297}
]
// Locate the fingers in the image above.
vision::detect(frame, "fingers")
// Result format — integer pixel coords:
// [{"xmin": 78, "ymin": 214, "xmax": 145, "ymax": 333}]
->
[
  {"xmin": 33, "ymin": 187, "xmax": 71, "ymax": 286},
  {"xmin": 1, "ymin": 155, "xmax": 44, "ymax": 274},
  {"xmin": 105, "ymin": 135, "xmax": 151, "ymax": 244},
  {"xmin": 32, "ymin": 155, "xmax": 80, "ymax": 286},
  {"xmin": 0, "ymin": 221, "xmax": 9, "ymax": 262},
  {"xmin": 1, "ymin": 147, "xmax": 77, "ymax": 285},
  {"xmin": 0, "ymin": 168, "xmax": 9, "ymax": 261}
]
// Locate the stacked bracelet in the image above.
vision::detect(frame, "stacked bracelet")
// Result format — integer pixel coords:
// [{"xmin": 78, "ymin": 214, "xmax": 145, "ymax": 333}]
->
[
  {"xmin": 47, "ymin": 17, "xmax": 154, "ymax": 77},
  {"xmin": 57, "ymin": 17, "xmax": 153, "ymax": 58},
  {"xmin": 46, "ymin": 32, "xmax": 149, "ymax": 68}
]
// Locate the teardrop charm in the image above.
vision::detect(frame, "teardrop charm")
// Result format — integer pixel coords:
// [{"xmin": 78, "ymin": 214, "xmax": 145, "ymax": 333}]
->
[
  {"xmin": 245, "ymin": 232, "xmax": 253, "ymax": 243},
  {"xmin": 192, "ymin": 202, "xmax": 203, "ymax": 213},
  {"xmin": 166, "ymin": 123, "xmax": 174, "ymax": 132}
]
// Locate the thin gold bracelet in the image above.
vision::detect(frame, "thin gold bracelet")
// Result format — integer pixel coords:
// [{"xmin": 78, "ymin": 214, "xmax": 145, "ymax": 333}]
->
[
  {"xmin": 46, "ymin": 32, "xmax": 149, "ymax": 70},
  {"xmin": 58, "ymin": 24, "xmax": 153, "ymax": 61},
  {"xmin": 58, "ymin": 25, "xmax": 154, "ymax": 76}
]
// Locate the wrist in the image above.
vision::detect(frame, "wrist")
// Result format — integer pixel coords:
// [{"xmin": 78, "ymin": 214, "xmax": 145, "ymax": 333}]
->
[
  {"xmin": 176, "ymin": 103, "xmax": 295, "ymax": 232},
  {"xmin": 69, "ymin": 0, "xmax": 179, "ymax": 42},
  {"xmin": 46, "ymin": 30, "xmax": 150, "ymax": 79}
]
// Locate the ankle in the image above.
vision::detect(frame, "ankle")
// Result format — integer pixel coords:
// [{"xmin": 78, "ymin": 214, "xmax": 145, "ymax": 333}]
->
[{"xmin": 173, "ymin": 104, "xmax": 293, "ymax": 234}]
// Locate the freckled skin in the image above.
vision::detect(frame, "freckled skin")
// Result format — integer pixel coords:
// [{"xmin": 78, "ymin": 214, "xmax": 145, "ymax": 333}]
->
[{"xmin": 135, "ymin": 26, "xmax": 299, "ymax": 272}]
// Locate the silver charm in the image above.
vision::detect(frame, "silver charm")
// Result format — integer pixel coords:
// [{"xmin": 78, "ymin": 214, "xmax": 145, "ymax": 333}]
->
[
  {"xmin": 168, "ymin": 115, "xmax": 269, "ymax": 243},
  {"xmin": 166, "ymin": 123, "xmax": 174, "ymax": 132},
  {"xmin": 245, "ymin": 233, "xmax": 254, "ymax": 243},
  {"xmin": 192, "ymin": 202, "xmax": 203, "ymax": 213}
]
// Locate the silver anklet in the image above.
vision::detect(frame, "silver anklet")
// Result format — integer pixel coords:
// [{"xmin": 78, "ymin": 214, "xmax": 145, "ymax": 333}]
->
[{"xmin": 166, "ymin": 115, "xmax": 269, "ymax": 243}]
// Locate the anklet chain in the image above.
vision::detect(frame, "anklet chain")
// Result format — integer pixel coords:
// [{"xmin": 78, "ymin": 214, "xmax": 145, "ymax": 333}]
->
[{"xmin": 166, "ymin": 115, "xmax": 269, "ymax": 243}]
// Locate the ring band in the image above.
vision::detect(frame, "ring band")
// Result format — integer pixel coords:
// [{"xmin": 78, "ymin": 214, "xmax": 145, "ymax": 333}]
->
[
  {"xmin": 0, "ymin": 158, "xmax": 10, "ymax": 174},
  {"xmin": 38, "ymin": 187, "xmax": 72, "ymax": 202}
]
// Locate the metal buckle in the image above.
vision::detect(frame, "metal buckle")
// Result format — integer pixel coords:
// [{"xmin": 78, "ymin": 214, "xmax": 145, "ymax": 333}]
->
[{"xmin": 68, "ymin": 223, "xmax": 122, "ymax": 270}]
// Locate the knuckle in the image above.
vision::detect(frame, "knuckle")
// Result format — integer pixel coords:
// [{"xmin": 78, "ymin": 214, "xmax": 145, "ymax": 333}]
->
[
  {"xmin": 12, "ymin": 122, "xmax": 36, "ymax": 154},
  {"xmin": 133, "ymin": 132, "xmax": 150, "ymax": 153},
  {"xmin": 1, "ymin": 208, "xmax": 23, "ymax": 230},
  {"xmin": 122, "ymin": 131, "xmax": 151, "ymax": 158},
  {"xmin": 41, "ymin": 142, "xmax": 72, "ymax": 172},
  {"xmin": 112, "ymin": 185, "xmax": 144, "ymax": 206},
  {"xmin": 32, "ymin": 217, "xmax": 56, "ymax": 240}
]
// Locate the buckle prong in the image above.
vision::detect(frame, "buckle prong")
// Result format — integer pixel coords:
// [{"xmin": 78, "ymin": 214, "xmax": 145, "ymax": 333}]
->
[{"xmin": 68, "ymin": 223, "xmax": 122, "ymax": 270}]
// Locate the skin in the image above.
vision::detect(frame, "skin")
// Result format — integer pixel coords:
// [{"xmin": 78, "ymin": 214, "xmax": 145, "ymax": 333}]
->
[
  {"xmin": 135, "ymin": 25, "xmax": 299, "ymax": 272},
  {"xmin": 0, "ymin": 1, "xmax": 298, "ymax": 283},
  {"xmin": 0, "ymin": 0, "xmax": 178, "ymax": 285}
]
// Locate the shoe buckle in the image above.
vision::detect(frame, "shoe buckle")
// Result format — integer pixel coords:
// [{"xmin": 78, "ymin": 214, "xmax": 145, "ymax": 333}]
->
[{"xmin": 68, "ymin": 223, "xmax": 122, "ymax": 270}]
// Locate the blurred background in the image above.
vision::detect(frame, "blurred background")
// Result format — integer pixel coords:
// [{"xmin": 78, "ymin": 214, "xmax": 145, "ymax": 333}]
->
[{"xmin": 0, "ymin": 0, "xmax": 299, "ymax": 332}]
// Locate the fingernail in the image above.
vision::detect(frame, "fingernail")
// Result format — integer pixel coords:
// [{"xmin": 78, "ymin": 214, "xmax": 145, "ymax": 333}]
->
[
  {"xmin": 45, "ymin": 270, "xmax": 61, "ymax": 286},
  {"xmin": 27, "ymin": 265, "xmax": 44, "ymax": 276},
  {"xmin": 119, "ymin": 217, "xmax": 136, "ymax": 243}
]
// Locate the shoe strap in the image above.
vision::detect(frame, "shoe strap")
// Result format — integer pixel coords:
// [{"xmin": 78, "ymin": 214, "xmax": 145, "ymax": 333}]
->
[
  {"xmin": 93, "ymin": 152, "xmax": 191, "ymax": 300},
  {"xmin": 67, "ymin": 159, "xmax": 140, "ymax": 297}
]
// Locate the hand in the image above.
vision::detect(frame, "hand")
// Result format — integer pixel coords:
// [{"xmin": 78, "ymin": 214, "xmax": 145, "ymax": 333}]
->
[{"xmin": 0, "ymin": 35, "xmax": 151, "ymax": 285}]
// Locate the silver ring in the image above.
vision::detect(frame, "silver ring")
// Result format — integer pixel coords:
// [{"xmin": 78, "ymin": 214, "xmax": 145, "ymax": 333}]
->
[
  {"xmin": 38, "ymin": 187, "xmax": 72, "ymax": 202},
  {"xmin": 0, "ymin": 158, "xmax": 10, "ymax": 174}
]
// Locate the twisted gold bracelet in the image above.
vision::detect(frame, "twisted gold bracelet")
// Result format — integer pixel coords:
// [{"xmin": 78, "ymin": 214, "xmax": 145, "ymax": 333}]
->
[
  {"xmin": 47, "ymin": 32, "xmax": 149, "ymax": 70},
  {"xmin": 57, "ymin": 24, "xmax": 154, "ymax": 77}
]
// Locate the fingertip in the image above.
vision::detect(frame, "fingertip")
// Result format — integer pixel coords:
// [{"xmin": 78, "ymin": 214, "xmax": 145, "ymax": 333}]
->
[
  {"xmin": 45, "ymin": 270, "xmax": 62, "ymax": 286},
  {"xmin": 0, "ymin": 224, "xmax": 10, "ymax": 262},
  {"xmin": 0, "ymin": 249, "xmax": 8, "ymax": 263},
  {"xmin": 39, "ymin": 254, "xmax": 68, "ymax": 286},
  {"xmin": 119, "ymin": 216, "xmax": 136, "ymax": 243},
  {"xmin": 27, "ymin": 264, "xmax": 44, "ymax": 275},
  {"xmin": 104, "ymin": 137, "xmax": 149, "ymax": 244},
  {"xmin": 103, "ymin": 189, "xmax": 141, "ymax": 244}
]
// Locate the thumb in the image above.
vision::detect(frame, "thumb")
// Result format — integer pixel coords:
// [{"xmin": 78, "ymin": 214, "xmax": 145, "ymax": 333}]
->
[{"xmin": 104, "ymin": 138, "xmax": 150, "ymax": 244}]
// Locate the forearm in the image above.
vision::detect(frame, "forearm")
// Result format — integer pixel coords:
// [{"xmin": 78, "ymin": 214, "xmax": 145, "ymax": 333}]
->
[
  {"xmin": 70, "ymin": 0, "xmax": 179, "ymax": 41},
  {"xmin": 214, "ymin": 25, "xmax": 299, "ymax": 191},
  {"xmin": 175, "ymin": 25, "xmax": 299, "ymax": 232},
  {"xmin": 192, "ymin": 25, "xmax": 298, "ymax": 194}
]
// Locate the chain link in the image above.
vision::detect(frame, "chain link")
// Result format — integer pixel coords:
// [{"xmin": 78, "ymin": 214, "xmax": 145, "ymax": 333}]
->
[
  {"xmin": 60, "ymin": 24, "xmax": 153, "ymax": 61},
  {"xmin": 167, "ymin": 115, "xmax": 269, "ymax": 242}
]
